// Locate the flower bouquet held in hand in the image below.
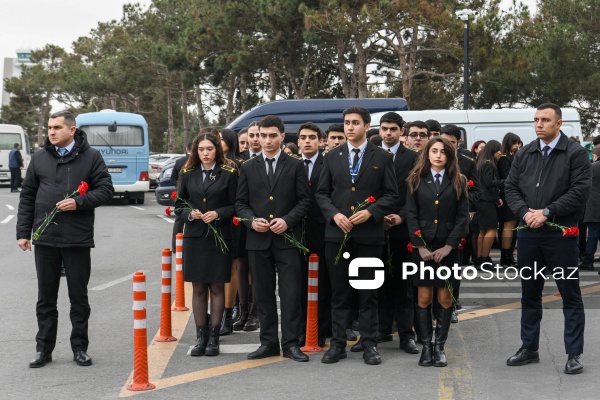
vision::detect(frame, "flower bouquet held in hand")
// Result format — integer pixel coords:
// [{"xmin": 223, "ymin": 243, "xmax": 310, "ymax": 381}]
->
[
  {"xmin": 32, "ymin": 181, "xmax": 88, "ymax": 241},
  {"xmin": 233, "ymin": 216, "xmax": 310, "ymax": 254},
  {"xmin": 168, "ymin": 191, "xmax": 229, "ymax": 254},
  {"xmin": 334, "ymin": 196, "xmax": 376, "ymax": 265},
  {"xmin": 514, "ymin": 220, "xmax": 579, "ymax": 236}
]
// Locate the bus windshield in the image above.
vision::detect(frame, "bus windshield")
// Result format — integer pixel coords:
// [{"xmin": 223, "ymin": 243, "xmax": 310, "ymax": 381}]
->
[
  {"xmin": 0, "ymin": 133, "xmax": 22, "ymax": 149},
  {"xmin": 80, "ymin": 125, "xmax": 144, "ymax": 146}
]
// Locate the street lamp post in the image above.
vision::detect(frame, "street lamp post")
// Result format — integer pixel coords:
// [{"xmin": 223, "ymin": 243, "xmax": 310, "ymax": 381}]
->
[
  {"xmin": 164, "ymin": 131, "xmax": 168, "ymax": 153},
  {"xmin": 456, "ymin": 9, "xmax": 474, "ymax": 110}
]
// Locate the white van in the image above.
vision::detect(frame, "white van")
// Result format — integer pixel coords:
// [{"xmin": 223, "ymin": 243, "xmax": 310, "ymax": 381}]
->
[
  {"xmin": 370, "ymin": 108, "xmax": 583, "ymax": 150},
  {"xmin": 0, "ymin": 124, "xmax": 30, "ymax": 183}
]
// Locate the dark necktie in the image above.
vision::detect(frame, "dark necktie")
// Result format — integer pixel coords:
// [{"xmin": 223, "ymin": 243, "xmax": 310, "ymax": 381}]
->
[
  {"xmin": 251, "ymin": 153, "xmax": 257, "ymax": 158},
  {"xmin": 203, "ymin": 169, "xmax": 212, "ymax": 187},
  {"xmin": 542, "ymin": 145, "xmax": 551, "ymax": 164},
  {"xmin": 58, "ymin": 148, "xmax": 67, "ymax": 157},
  {"xmin": 435, "ymin": 173, "xmax": 441, "ymax": 194},
  {"xmin": 304, "ymin": 159, "xmax": 311, "ymax": 179},
  {"xmin": 266, "ymin": 158, "xmax": 275, "ymax": 188},
  {"xmin": 352, "ymin": 148, "xmax": 360, "ymax": 169}
]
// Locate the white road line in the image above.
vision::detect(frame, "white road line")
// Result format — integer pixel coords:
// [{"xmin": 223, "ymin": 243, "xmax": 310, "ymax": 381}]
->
[
  {"xmin": 90, "ymin": 271, "xmax": 147, "ymax": 291},
  {"xmin": 129, "ymin": 206, "xmax": 145, "ymax": 211},
  {"xmin": 157, "ymin": 215, "xmax": 175, "ymax": 224},
  {"xmin": 1, "ymin": 215, "xmax": 14, "ymax": 224},
  {"xmin": 186, "ymin": 344, "xmax": 260, "ymax": 355},
  {"xmin": 6, "ymin": 204, "xmax": 15, "ymax": 210}
]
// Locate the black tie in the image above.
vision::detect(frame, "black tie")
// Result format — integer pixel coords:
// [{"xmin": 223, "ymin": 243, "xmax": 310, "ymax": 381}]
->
[
  {"xmin": 266, "ymin": 158, "xmax": 275, "ymax": 188},
  {"xmin": 251, "ymin": 153, "xmax": 257, "ymax": 158},
  {"xmin": 304, "ymin": 159, "xmax": 311, "ymax": 178},
  {"xmin": 435, "ymin": 173, "xmax": 441, "ymax": 194},
  {"xmin": 203, "ymin": 169, "xmax": 212, "ymax": 182},
  {"xmin": 542, "ymin": 145, "xmax": 551, "ymax": 164},
  {"xmin": 352, "ymin": 148, "xmax": 360, "ymax": 169}
]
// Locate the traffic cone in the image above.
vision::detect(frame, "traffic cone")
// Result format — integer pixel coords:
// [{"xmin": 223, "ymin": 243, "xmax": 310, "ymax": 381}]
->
[
  {"xmin": 301, "ymin": 253, "xmax": 322, "ymax": 353},
  {"xmin": 157, "ymin": 249, "xmax": 177, "ymax": 342},
  {"xmin": 173, "ymin": 233, "xmax": 189, "ymax": 311}
]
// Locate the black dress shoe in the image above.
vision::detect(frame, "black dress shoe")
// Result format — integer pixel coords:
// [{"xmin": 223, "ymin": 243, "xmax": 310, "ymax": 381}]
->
[
  {"xmin": 455, "ymin": 300, "xmax": 462, "ymax": 310},
  {"xmin": 578, "ymin": 263, "xmax": 594, "ymax": 271},
  {"xmin": 29, "ymin": 352, "xmax": 52, "ymax": 368},
  {"xmin": 400, "ymin": 339, "xmax": 419, "ymax": 354},
  {"xmin": 376, "ymin": 332, "xmax": 393, "ymax": 343},
  {"xmin": 565, "ymin": 354, "xmax": 583, "ymax": 374},
  {"xmin": 350, "ymin": 339, "xmax": 363, "ymax": 352},
  {"xmin": 363, "ymin": 346, "xmax": 381, "ymax": 365},
  {"xmin": 346, "ymin": 328, "xmax": 357, "ymax": 341},
  {"xmin": 282, "ymin": 346, "xmax": 309, "ymax": 362},
  {"xmin": 247, "ymin": 345, "xmax": 280, "ymax": 360},
  {"xmin": 506, "ymin": 348, "xmax": 539, "ymax": 366},
  {"xmin": 73, "ymin": 350, "xmax": 92, "ymax": 366},
  {"xmin": 321, "ymin": 347, "xmax": 347, "ymax": 364}
]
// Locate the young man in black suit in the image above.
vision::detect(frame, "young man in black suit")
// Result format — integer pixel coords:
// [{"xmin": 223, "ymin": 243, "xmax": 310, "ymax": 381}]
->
[
  {"xmin": 315, "ymin": 106, "xmax": 398, "ymax": 365},
  {"xmin": 235, "ymin": 115, "xmax": 312, "ymax": 362},
  {"xmin": 376, "ymin": 112, "xmax": 419, "ymax": 353},
  {"xmin": 297, "ymin": 122, "xmax": 331, "ymax": 347},
  {"xmin": 239, "ymin": 122, "xmax": 262, "ymax": 160}
]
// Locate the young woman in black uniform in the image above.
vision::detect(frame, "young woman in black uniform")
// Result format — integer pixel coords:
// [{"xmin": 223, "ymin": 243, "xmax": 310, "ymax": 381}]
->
[
  {"xmin": 176, "ymin": 133, "xmax": 238, "ymax": 356},
  {"xmin": 406, "ymin": 137, "xmax": 469, "ymax": 367}
]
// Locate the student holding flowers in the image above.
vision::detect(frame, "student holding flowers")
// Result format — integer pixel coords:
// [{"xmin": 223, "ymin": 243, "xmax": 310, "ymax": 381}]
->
[{"xmin": 176, "ymin": 132, "xmax": 238, "ymax": 357}]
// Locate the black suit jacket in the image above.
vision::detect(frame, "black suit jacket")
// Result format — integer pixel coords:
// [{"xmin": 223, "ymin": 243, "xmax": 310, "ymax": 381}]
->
[
  {"xmin": 235, "ymin": 152, "xmax": 311, "ymax": 250},
  {"xmin": 386, "ymin": 143, "xmax": 418, "ymax": 239},
  {"xmin": 584, "ymin": 160, "xmax": 600, "ymax": 223},
  {"xmin": 176, "ymin": 164, "xmax": 238, "ymax": 239},
  {"xmin": 171, "ymin": 154, "xmax": 189, "ymax": 191},
  {"xmin": 315, "ymin": 142, "xmax": 399, "ymax": 245},
  {"xmin": 406, "ymin": 171, "xmax": 469, "ymax": 248},
  {"xmin": 304, "ymin": 152, "xmax": 326, "ymax": 251},
  {"xmin": 457, "ymin": 152, "xmax": 480, "ymax": 211}
]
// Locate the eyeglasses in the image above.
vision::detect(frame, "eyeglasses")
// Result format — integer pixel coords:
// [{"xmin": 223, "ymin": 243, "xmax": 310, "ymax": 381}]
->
[{"xmin": 407, "ymin": 132, "xmax": 430, "ymax": 139}]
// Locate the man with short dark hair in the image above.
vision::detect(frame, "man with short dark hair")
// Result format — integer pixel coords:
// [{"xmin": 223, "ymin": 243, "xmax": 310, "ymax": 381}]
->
[
  {"xmin": 17, "ymin": 110, "xmax": 114, "ymax": 368},
  {"xmin": 9, "ymin": 142, "xmax": 24, "ymax": 192},
  {"xmin": 403, "ymin": 120, "xmax": 431, "ymax": 151},
  {"xmin": 326, "ymin": 123, "xmax": 346, "ymax": 151},
  {"xmin": 592, "ymin": 135, "xmax": 600, "ymax": 148},
  {"xmin": 240, "ymin": 122, "xmax": 262, "ymax": 160},
  {"xmin": 236, "ymin": 115, "xmax": 311, "ymax": 362},
  {"xmin": 505, "ymin": 103, "xmax": 591, "ymax": 374},
  {"xmin": 425, "ymin": 119, "xmax": 442, "ymax": 137}
]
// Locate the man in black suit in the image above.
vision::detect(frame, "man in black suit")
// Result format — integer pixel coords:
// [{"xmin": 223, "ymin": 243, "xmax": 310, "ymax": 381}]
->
[
  {"xmin": 375, "ymin": 112, "xmax": 419, "ymax": 353},
  {"xmin": 239, "ymin": 122, "xmax": 262, "ymax": 160},
  {"xmin": 170, "ymin": 142, "xmax": 191, "ymax": 251},
  {"xmin": 315, "ymin": 106, "xmax": 398, "ymax": 365},
  {"xmin": 326, "ymin": 123, "xmax": 347, "ymax": 151},
  {"xmin": 297, "ymin": 122, "xmax": 331, "ymax": 346},
  {"xmin": 505, "ymin": 103, "xmax": 591, "ymax": 374},
  {"xmin": 579, "ymin": 147, "xmax": 600, "ymax": 270},
  {"xmin": 440, "ymin": 124, "xmax": 480, "ymax": 321},
  {"xmin": 235, "ymin": 115, "xmax": 312, "ymax": 362}
]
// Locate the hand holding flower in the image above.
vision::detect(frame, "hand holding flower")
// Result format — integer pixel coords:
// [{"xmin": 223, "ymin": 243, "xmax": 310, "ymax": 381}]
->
[
  {"xmin": 269, "ymin": 218, "xmax": 288, "ymax": 235},
  {"xmin": 348, "ymin": 209, "xmax": 372, "ymax": 225},
  {"xmin": 200, "ymin": 211, "xmax": 219, "ymax": 224},
  {"xmin": 252, "ymin": 218, "xmax": 271, "ymax": 232},
  {"xmin": 56, "ymin": 198, "xmax": 77, "ymax": 212},
  {"xmin": 333, "ymin": 213, "xmax": 353, "ymax": 233},
  {"xmin": 418, "ymin": 247, "xmax": 433, "ymax": 261},
  {"xmin": 431, "ymin": 245, "xmax": 452, "ymax": 264}
]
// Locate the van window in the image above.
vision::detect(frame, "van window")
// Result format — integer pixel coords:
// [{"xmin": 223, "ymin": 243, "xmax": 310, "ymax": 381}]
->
[
  {"xmin": 0, "ymin": 133, "xmax": 21, "ymax": 149},
  {"xmin": 471, "ymin": 125, "xmax": 535, "ymax": 145},
  {"xmin": 80, "ymin": 125, "xmax": 144, "ymax": 146}
]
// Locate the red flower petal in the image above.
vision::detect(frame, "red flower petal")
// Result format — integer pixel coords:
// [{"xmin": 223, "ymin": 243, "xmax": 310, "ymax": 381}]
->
[
  {"xmin": 78, "ymin": 181, "xmax": 89, "ymax": 196},
  {"xmin": 468, "ymin": 179, "xmax": 474, "ymax": 188},
  {"xmin": 407, "ymin": 242, "xmax": 413, "ymax": 252},
  {"xmin": 233, "ymin": 216, "xmax": 240, "ymax": 226},
  {"xmin": 367, "ymin": 196, "xmax": 376, "ymax": 203},
  {"xmin": 165, "ymin": 207, "xmax": 171, "ymax": 216},
  {"xmin": 460, "ymin": 238, "xmax": 467, "ymax": 246},
  {"xmin": 170, "ymin": 191, "xmax": 178, "ymax": 200},
  {"xmin": 415, "ymin": 230, "xmax": 421, "ymax": 237}
]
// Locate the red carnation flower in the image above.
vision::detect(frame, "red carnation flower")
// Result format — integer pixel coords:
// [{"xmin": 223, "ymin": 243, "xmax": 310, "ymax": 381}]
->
[
  {"xmin": 165, "ymin": 207, "xmax": 172, "ymax": 216},
  {"xmin": 562, "ymin": 228, "xmax": 570, "ymax": 237},
  {"xmin": 233, "ymin": 216, "xmax": 240, "ymax": 226},
  {"xmin": 570, "ymin": 227, "xmax": 579, "ymax": 236},
  {"xmin": 407, "ymin": 242, "xmax": 414, "ymax": 252},
  {"xmin": 367, "ymin": 196, "xmax": 376, "ymax": 203},
  {"xmin": 458, "ymin": 244, "xmax": 464, "ymax": 250},
  {"xmin": 460, "ymin": 238, "xmax": 467, "ymax": 246},
  {"xmin": 468, "ymin": 180, "xmax": 474, "ymax": 188},
  {"xmin": 78, "ymin": 181, "xmax": 89, "ymax": 196},
  {"xmin": 170, "ymin": 191, "xmax": 178, "ymax": 200},
  {"xmin": 415, "ymin": 230, "xmax": 422, "ymax": 237}
]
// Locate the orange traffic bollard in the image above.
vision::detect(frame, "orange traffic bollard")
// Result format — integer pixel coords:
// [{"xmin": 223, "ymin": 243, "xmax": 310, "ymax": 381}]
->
[
  {"xmin": 301, "ymin": 253, "xmax": 322, "ymax": 353},
  {"xmin": 173, "ymin": 233, "xmax": 189, "ymax": 311},
  {"xmin": 127, "ymin": 272, "xmax": 155, "ymax": 391},
  {"xmin": 157, "ymin": 249, "xmax": 177, "ymax": 342}
]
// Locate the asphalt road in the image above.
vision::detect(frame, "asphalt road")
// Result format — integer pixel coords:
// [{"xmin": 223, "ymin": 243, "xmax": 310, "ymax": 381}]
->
[{"xmin": 1, "ymin": 188, "xmax": 599, "ymax": 399}]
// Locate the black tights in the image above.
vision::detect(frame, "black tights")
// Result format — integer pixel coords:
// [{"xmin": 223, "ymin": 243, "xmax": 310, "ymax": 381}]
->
[
  {"xmin": 236, "ymin": 258, "xmax": 254, "ymax": 304},
  {"xmin": 192, "ymin": 282, "xmax": 225, "ymax": 328}
]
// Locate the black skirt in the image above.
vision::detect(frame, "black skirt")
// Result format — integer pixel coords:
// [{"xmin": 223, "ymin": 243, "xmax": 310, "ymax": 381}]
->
[
  {"xmin": 411, "ymin": 240, "xmax": 460, "ymax": 288},
  {"xmin": 183, "ymin": 235, "xmax": 232, "ymax": 283},
  {"xmin": 497, "ymin": 201, "xmax": 517, "ymax": 222},
  {"xmin": 477, "ymin": 200, "xmax": 499, "ymax": 231}
]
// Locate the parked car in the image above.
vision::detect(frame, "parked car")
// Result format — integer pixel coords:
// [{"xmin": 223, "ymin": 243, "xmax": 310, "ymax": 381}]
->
[
  {"xmin": 155, "ymin": 160, "xmax": 177, "ymax": 206},
  {"xmin": 149, "ymin": 153, "xmax": 184, "ymax": 188}
]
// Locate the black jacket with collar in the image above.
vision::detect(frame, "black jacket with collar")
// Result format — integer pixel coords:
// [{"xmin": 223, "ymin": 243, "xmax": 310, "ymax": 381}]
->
[
  {"xmin": 457, "ymin": 152, "xmax": 480, "ymax": 211},
  {"xmin": 384, "ymin": 142, "xmax": 418, "ymax": 239},
  {"xmin": 583, "ymin": 159, "xmax": 600, "ymax": 223},
  {"xmin": 406, "ymin": 171, "xmax": 469, "ymax": 248},
  {"xmin": 175, "ymin": 163, "xmax": 238, "ymax": 239},
  {"xmin": 303, "ymin": 152, "xmax": 326, "ymax": 251},
  {"xmin": 315, "ymin": 142, "xmax": 399, "ymax": 245},
  {"xmin": 16, "ymin": 129, "xmax": 114, "ymax": 247},
  {"xmin": 235, "ymin": 152, "xmax": 311, "ymax": 250},
  {"xmin": 505, "ymin": 132, "xmax": 591, "ymax": 229},
  {"xmin": 478, "ymin": 160, "xmax": 504, "ymax": 202}
]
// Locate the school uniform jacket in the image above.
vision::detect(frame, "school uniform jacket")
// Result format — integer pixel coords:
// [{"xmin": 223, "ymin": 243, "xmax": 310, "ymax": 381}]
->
[
  {"xmin": 406, "ymin": 171, "xmax": 469, "ymax": 248},
  {"xmin": 235, "ymin": 152, "xmax": 311, "ymax": 251},
  {"xmin": 176, "ymin": 164, "xmax": 238, "ymax": 240},
  {"xmin": 315, "ymin": 142, "xmax": 399, "ymax": 245},
  {"xmin": 387, "ymin": 143, "xmax": 418, "ymax": 239},
  {"xmin": 304, "ymin": 152, "xmax": 326, "ymax": 251}
]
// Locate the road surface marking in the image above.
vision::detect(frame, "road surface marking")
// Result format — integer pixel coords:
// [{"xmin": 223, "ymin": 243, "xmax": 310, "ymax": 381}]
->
[
  {"xmin": 6, "ymin": 204, "xmax": 15, "ymax": 210},
  {"xmin": 1, "ymin": 215, "xmax": 14, "ymax": 224},
  {"xmin": 130, "ymin": 206, "xmax": 145, "ymax": 211},
  {"xmin": 157, "ymin": 215, "xmax": 175, "ymax": 224},
  {"xmin": 90, "ymin": 271, "xmax": 147, "ymax": 291}
]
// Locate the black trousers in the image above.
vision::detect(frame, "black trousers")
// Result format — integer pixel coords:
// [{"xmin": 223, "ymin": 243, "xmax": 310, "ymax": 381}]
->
[
  {"xmin": 248, "ymin": 247, "xmax": 302, "ymax": 350},
  {"xmin": 300, "ymin": 247, "xmax": 332, "ymax": 340},
  {"xmin": 171, "ymin": 213, "xmax": 185, "ymax": 252},
  {"xmin": 10, "ymin": 167, "xmax": 21, "ymax": 191},
  {"xmin": 378, "ymin": 236, "xmax": 414, "ymax": 341},
  {"xmin": 517, "ymin": 230, "xmax": 585, "ymax": 354},
  {"xmin": 325, "ymin": 240, "xmax": 381, "ymax": 349},
  {"xmin": 34, "ymin": 246, "xmax": 92, "ymax": 353}
]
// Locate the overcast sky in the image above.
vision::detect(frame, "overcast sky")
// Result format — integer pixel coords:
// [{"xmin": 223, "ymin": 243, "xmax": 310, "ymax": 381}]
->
[{"xmin": 0, "ymin": 0, "xmax": 536, "ymax": 98}]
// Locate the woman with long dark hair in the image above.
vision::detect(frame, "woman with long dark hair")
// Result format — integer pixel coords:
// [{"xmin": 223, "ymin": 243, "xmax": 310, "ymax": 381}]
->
[
  {"xmin": 176, "ymin": 133, "xmax": 238, "ymax": 357},
  {"xmin": 497, "ymin": 133, "xmax": 522, "ymax": 266},
  {"xmin": 471, "ymin": 140, "xmax": 486, "ymax": 160},
  {"xmin": 475, "ymin": 139, "xmax": 504, "ymax": 267},
  {"xmin": 406, "ymin": 137, "xmax": 469, "ymax": 367}
]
